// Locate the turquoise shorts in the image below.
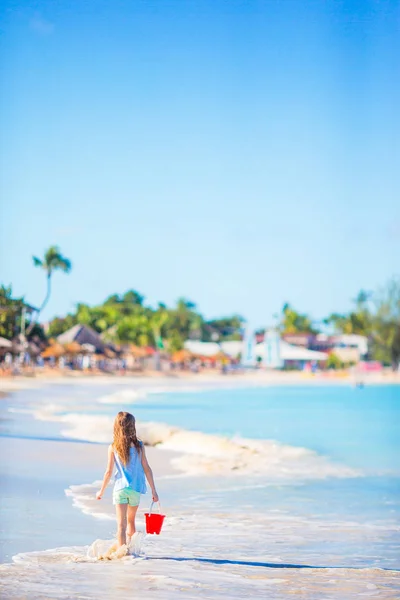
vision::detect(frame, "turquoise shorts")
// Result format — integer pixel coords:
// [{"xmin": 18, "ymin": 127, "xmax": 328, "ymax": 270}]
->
[{"xmin": 113, "ymin": 486, "xmax": 141, "ymax": 506}]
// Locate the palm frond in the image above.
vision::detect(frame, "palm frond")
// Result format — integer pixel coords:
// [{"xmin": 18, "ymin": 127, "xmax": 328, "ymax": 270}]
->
[
  {"xmin": 44, "ymin": 246, "xmax": 61, "ymax": 262},
  {"xmin": 36, "ymin": 246, "xmax": 72, "ymax": 274},
  {"xmin": 59, "ymin": 257, "xmax": 72, "ymax": 273},
  {"xmin": 32, "ymin": 256, "xmax": 43, "ymax": 268}
]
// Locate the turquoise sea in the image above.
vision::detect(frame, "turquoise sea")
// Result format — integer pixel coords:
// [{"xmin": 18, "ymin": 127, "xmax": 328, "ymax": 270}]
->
[{"xmin": 1, "ymin": 379, "xmax": 399, "ymax": 599}]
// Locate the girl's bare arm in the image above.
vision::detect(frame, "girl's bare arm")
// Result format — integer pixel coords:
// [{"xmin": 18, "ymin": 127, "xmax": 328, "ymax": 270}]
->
[
  {"xmin": 141, "ymin": 446, "xmax": 159, "ymax": 502},
  {"xmin": 96, "ymin": 445, "xmax": 115, "ymax": 500}
]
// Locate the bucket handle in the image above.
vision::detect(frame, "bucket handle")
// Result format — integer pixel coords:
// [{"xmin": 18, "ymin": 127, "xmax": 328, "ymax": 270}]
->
[{"xmin": 148, "ymin": 501, "xmax": 163, "ymax": 515}]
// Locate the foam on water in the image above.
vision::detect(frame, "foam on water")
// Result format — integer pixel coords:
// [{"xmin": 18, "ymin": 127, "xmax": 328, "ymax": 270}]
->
[
  {"xmin": 2, "ymin": 380, "xmax": 399, "ymax": 599},
  {"xmin": 65, "ymin": 481, "xmax": 115, "ymax": 521},
  {"xmin": 96, "ymin": 385, "xmax": 202, "ymax": 405},
  {"xmin": 98, "ymin": 388, "xmax": 148, "ymax": 404},
  {"xmin": 86, "ymin": 532, "xmax": 146, "ymax": 560},
  {"xmin": 97, "ymin": 381, "xmax": 239, "ymax": 405},
  {"xmin": 96, "ymin": 383, "xmax": 227, "ymax": 404},
  {"xmin": 27, "ymin": 404, "xmax": 361, "ymax": 480},
  {"xmin": 2, "ymin": 505, "xmax": 399, "ymax": 600}
]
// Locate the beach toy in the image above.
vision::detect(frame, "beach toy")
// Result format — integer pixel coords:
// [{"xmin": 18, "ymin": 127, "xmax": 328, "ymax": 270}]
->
[{"xmin": 145, "ymin": 502, "xmax": 165, "ymax": 535}]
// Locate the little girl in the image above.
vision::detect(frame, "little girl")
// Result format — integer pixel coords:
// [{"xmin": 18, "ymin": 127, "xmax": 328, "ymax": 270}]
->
[{"xmin": 96, "ymin": 411, "xmax": 159, "ymax": 549}]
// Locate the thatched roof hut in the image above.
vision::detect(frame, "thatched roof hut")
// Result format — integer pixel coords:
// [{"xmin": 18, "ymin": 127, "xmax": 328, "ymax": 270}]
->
[
  {"xmin": 42, "ymin": 342, "xmax": 65, "ymax": 358},
  {"xmin": 57, "ymin": 325, "xmax": 107, "ymax": 354},
  {"xmin": 104, "ymin": 347, "xmax": 116, "ymax": 358}
]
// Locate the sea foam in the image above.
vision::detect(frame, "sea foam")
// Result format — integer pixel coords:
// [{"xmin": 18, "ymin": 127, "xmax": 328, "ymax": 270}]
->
[
  {"xmin": 3, "ymin": 510, "xmax": 399, "ymax": 600},
  {"xmin": 31, "ymin": 406, "xmax": 360, "ymax": 480},
  {"xmin": 17, "ymin": 382, "xmax": 362, "ymax": 481}
]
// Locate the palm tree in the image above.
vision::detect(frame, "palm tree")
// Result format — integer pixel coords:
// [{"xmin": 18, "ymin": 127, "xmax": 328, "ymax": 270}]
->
[{"xmin": 26, "ymin": 246, "xmax": 72, "ymax": 335}]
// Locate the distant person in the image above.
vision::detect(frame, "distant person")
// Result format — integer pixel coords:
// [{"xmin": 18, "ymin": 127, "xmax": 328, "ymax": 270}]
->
[{"xmin": 96, "ymin": 411, "xmax": 159, "ymax": 553}]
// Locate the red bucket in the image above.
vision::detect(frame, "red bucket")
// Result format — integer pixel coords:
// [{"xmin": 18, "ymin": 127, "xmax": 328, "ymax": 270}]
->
[{"xmin": 145, "ymin": 502, "xmax": 165, "ymax": 535}]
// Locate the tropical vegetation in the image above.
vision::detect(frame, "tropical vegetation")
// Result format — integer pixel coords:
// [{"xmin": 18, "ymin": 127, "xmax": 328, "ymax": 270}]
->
[
  {"xmin": 46, "ymin": 291, "xmax": 245, "ymax": 353},
  {"xmin": 0, "ymin": 285, "xmax": 44, "ymax": 341},
  {"xmin": 1, "ymin": 244, "xmax": 399, "ymax": 369}
]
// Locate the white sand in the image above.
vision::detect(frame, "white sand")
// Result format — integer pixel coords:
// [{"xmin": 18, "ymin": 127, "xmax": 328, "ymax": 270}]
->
[
  {"xmin": 0, "ymin": 436, "xmax": 182, "ymax": 477},
  {"xmin": 1, "ymin": 368, "xmax": 399, "ymax": 396}
]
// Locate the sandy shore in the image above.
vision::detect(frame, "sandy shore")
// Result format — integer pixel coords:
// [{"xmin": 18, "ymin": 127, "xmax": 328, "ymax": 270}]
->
[
  {"xmin": 1, "ymin": 368, "xmax": 399, "ymax": 396},
  {"xmin": 0, "ymin": 436, "xmax": 182, "ymax": 479},
  {"xmin": 0, "ymin": 435, "xmax": 183, "ymax": 562}
]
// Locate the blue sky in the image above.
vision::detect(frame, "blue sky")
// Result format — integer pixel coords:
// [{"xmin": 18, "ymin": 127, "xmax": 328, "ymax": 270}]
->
[{"xmin": 1, "ymin": 0, "xmax": 399, "ymax": 328}]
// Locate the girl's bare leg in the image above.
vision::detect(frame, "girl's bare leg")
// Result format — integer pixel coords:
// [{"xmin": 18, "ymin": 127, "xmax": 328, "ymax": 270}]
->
[
  {"xmin": 115, "ymin": 504, "xmax": 128, "ymax": 547},
  {"xmin": 126, "ymin": 505, "xmax": 139, "ymax": 542}
]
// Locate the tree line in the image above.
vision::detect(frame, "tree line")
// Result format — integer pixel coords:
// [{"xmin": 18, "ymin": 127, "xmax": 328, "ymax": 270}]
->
[
  {"xmin": 1, "ymin": 246, "xmax": 399, "ymax": 368},
  {"xmin": 279, "ymin": 285, "xmax": 400, "ymax": 369}
]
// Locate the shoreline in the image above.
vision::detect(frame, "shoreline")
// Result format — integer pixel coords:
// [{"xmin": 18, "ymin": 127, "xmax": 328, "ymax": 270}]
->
[
  {"xmin": 1, "ymin": 368, "xmax": 399, "ymax": 396},
  {"xmin": 0, "ymin": 435, "xmax": 184, "ymax": 563},
  {"xmin": 1, "ymin": 378, "xmax": 399, "ymax": 598},
  {"xmin": 1, "ymin": 374, "xmax": 379, "ymax": 483},
  {"xmin": 1, "ymin": 434, "xmax": 399, "ymax": 599}
]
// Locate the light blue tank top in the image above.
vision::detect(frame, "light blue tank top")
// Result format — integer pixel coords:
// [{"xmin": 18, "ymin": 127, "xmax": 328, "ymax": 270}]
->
[{"xmin": 113, "ymin": 443, "xmax": 147, "ymax": 494}]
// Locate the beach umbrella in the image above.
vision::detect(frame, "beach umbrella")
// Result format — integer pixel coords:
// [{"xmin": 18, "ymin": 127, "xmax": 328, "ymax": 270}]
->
[
  {"xmin": 128, "ymin": 344, "xmax": 143, "ymax": 357},
  {"xmin": 0, "ymin": 336, "xmax": 12, "ymax": 349},
  {"xmin": 144, "ymin": 347, "xmax": 156, "ymax": 356},
  {"xmin": 212, "ymin": 351, "xmax": 230, "ymax": 360},
  {"xmin": 193, "ymin": 355, "xmax": 212, "ymax": 363},
  {"xmin": 126, "ymin": 345, "xmax": 149, "ymax": 362},
  {"xmin": 63, "ymin": 341, "xmax": 82, "ymax": 354},
  {"xmin": 41, "ymin": 342, "xmax": 65, "ymax": 358},
  {"xmin": 171, "ymin": 349, "xmax": 192, "ymax": 362}
]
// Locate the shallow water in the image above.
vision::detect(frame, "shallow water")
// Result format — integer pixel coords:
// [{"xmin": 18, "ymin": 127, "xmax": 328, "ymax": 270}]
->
[
  {"xmin": 4, "ymin": 382, "xmax": 399, "ymax": 472},
  {"xmin": 2, "ymin": 473, "xmax": 400, "ymax": 599},
  {"xmin": 1, "ymin": 379, "xmax": 399, "ymax": 598}
]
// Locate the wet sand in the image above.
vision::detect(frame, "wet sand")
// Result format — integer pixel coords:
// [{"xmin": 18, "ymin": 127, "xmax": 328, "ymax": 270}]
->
[{"xmin": 0, "ymin": 436, "xmax": 182, "ymax": 562}]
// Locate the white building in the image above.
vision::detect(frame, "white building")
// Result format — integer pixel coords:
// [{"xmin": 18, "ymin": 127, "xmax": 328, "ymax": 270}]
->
[
  {"xmin": 333, "ymin": 334, "xmax": 368, "ymax": 357},
  {"xmin": 184, "ymin": 340, "xmax": 221, "ymax": 357},
  {"xmin": 256, "ymin": 341, "xmax": 327, "ymax": 364},
  {"xmin": 184, "ymin": 339, "xmax": 327, "ymax": 366}
]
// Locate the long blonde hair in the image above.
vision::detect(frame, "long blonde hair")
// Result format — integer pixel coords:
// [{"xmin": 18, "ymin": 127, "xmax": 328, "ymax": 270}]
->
[{"xmin": 113, "ymin": 411, "xmax": 142, "ymax": 466}]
